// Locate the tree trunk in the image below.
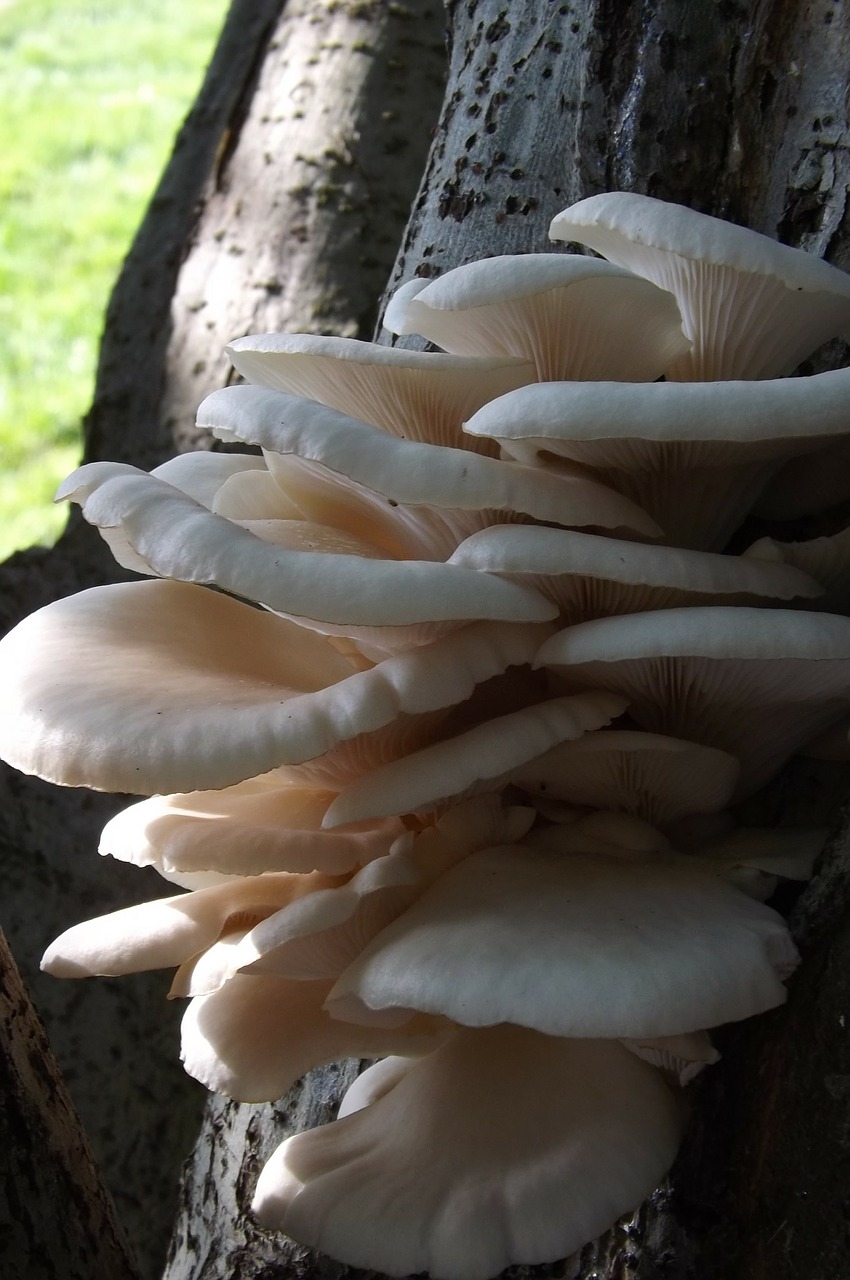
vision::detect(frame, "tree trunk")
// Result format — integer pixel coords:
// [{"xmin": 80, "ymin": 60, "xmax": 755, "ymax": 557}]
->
[{"xmin": 0, "ymin": 2, "xmax": 445, "ymax": 1277}]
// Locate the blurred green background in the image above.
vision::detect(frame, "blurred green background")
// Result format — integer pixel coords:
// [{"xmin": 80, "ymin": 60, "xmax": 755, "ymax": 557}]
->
[{"xmin": 0, "ymin": 0, "xmax": 228, "ymax": 560}]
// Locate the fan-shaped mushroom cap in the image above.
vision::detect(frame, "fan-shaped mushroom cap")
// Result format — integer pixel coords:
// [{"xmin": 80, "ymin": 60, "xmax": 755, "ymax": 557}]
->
[
  {"xmin": 449, "ymin": 524, "xmax": 821, "ymax": 621},
  {"xmin": 464, "ymin": 370, "xmax": 850, "ymax": 549},
  {"xmin": 181, "ymin": 972, "xmax": 441, "ymax": 1104},
  {"xmin": 549, "ymin": 192, "xmax": 850, "ymax": 380},
  {"xmin": 509, "ymin": 730, "xmax": 740, "ymax": 828},
  {"xmin": 225, "ymin": 333, "xmax": 534, "ymax": 452},
  {"xmin": 197, "ymin": 385, "xmax": 661, "ymax": 550},
  {"xmin": 233, "ymin": 798, "xmax": 536, "ymax": 981},
  {"xmin": 232, "ymin": 850, "xmax": 424, "ymax": 982},
  {"xmin": 324, "ymin": 691, "xmax": 627, "ymax": 826},
  {"xmin": 327, "ymin": 844, "xmax": 797, "ymax": 1039},
  {"xmin": 99, "ymin": 778, "xmax": 407, "ymax": 879},
  {"xmin": 692, "ymin": 826, "xmax": 826, "ymax": 899},
  {"xmin": 57, "ymin": 462, "xmax": 555, "ymax": 627},
  {"xmin": 383, "ymin": 253, "xmax": 688, "ymax": 381},
  {"xmin": 535, "ymin": 606, "xmax": 850, "ymax": 796},
  {"xmin": 152, "ymin": 451, "xmax": 268, "ymax": 509},
  {"xmin": 745, "ymin": 527, "xmax": 850, "ymax": 615},
  {"xmin": 40, "ymin": 872, "xmax": 331, "ymax": 978},
  {"xmin": 0, "ymin": 578, "xmax": 551, "ymax": 793},
  {"xmin": 252, "ymin": 1025, "xmax": 682, "ymax": 1280}
]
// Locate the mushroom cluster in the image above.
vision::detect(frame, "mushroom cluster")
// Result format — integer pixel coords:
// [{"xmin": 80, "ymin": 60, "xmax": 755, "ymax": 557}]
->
[{"xmin": 3, "ymin": 192, "xmax": 850, "ymax": 1278}]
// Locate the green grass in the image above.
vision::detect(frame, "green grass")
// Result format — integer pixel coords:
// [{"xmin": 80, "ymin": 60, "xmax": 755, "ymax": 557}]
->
[{"xmin": 0, "ymin": 0, "xmax": 229, "ymax": 559}]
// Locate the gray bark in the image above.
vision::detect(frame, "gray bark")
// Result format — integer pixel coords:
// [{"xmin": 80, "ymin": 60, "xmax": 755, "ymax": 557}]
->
[
  {"xmin": 0, "ymin": 1, "xmax": 445, "ymax": 1277},
  {"xmin": 167, "ymin": 2, "xmax": 850, "ymax": 1278},
  {"xmin": 0, "ymin": 931, "xmax": 139, "ymax": 1280}
]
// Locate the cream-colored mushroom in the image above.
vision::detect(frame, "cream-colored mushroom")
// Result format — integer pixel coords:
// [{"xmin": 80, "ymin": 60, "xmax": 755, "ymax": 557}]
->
[
  {"xmin": 535, "ymin": 605, "xmax": 850, "ymax": 796},
  {"xmin": 383, "ymin": 253, "xmax": 689, "ymax": 380},
  {"xmin": 0, "ymin": 578, "xmax": 552, "ymax": 793},
  {"xmin": 226, "ymin": 332, "xmax": 535, "ymax": 452},
  {"xmin": 99, "ymin": 777, "xmax": 407, "ymax": 879},
  {"xmin": 464, "ymin": 369, "xmax": 850, "ymax": 549},
  {"xmin": 326, "ymin": 843, "xmax": 797, "ymax": 1039},
  {"xmin": 252, "ymin": 1026, "xmax": 682, "ymax": 1280},
  {"xmin": 550, "ymin": 191, "xmax": 850, "ymax": 379},
  {"xmin": 449, "ymin": 524, "xmax": 821, "ymax": 620},
  {"xmin": 508, "ymin": 730, "xmax": 740, "ymax": 827}
]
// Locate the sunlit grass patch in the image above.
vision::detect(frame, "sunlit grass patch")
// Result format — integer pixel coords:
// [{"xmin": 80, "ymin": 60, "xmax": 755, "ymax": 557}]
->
[{"xmin": 0, "ymin": 0, "xmax": 228, "ymax": 559}]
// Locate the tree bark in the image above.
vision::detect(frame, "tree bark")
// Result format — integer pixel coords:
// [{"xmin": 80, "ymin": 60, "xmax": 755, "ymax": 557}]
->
[
  {"xmin": 0, "ymin": 2, "xmax": 445, "ymax": 1277},
  {"xmin": 0, "ymin": 932, "xmax": 139, "ymax": 1280}
]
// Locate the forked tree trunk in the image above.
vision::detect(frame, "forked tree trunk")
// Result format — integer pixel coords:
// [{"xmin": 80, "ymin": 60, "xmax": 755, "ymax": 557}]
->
[{"xmin": 4, "ymin": 2, "xmax": 850, "ymax": 1279}]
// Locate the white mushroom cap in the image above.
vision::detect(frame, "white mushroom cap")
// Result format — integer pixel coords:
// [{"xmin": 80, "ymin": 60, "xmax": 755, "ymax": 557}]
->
[
  {"xmin": 449, "ymin": 524, "xmax": 822, "ymax": 621},
  {"xmin": 252, "ymin": 1026, "xmax": 682, "ymax": 1280},
  {"xmin": 152, "ymin": 451, "xmax": 268, "ymax": 509},
  {"xmin": 0, "ymin": 578, "xmax": 551, "ymax": 793},
  {"xmin": 464, "ymin": 370, "xmax": 850, "ymax": 549},
  {"xmin": 180, "ymin": 972, "xmax": 441, "ymax": 1104},
  {"xmin": 550, "ymin": 192, "xmax": 850, "ymax": 379},
  {"xmin": 230, "ymin": 798, "xmax": 536, "ymax": 983},
  {"xmin": 99, "ymin": 778, "xmax": 406, "ymax": 878},
  {"xmin": 323, "ymin": 691, "xmax": 627, "ymax": 826},
  {"xmin": 226, "ymin": 332, "xmax": 534, "ymax": 452},
  {"xmin": 336, "ymin": 1055, "xmax": 414, "ymax": 1118},
  {"xmin": 197, "ymin": 384, "xmax": 662, "ymax": 547},
  {"xmin": 745, "ymin": 527, "xmax": 850, "ymax": 615},
  {"xmin": 57, "ymin": 461, "xmax": 555, "ymax": 627},
  {"xmin": 535, "ymin": 606, "xmax": 850, "ymax": 796},
  {"xmin": 326, "ymin": 844, "xmax": 797, "ymax": 1039},
  {"xmin": 40, "ymin": 872, "xmax": 330, "ymax": 978},
  {"xmin": 231, "ymin": 850, "xmax": 423, "ymax": 982},
  {"xmin": 383, "ymin": 253, "xmax": 689, "ymax": 381},
  {"xmin": 509, "ymin": 730, "xmax": 740, "ymax": 827}
]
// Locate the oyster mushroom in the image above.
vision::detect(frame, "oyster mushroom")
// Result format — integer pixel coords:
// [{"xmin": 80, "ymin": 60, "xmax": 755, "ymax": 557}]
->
[
  {"xmin": 383, "ymin": 253, "xmax": 689, "ymax": 380},
  {"xmin": 550, "ymin": 191, "xmax": 850, "ymax": 379},
  {"xmin": 464, "ymin": 369, "xmax": 850, "ymax": 549}
]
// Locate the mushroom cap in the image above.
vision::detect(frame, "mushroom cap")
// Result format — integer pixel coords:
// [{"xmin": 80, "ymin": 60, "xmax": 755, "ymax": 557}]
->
[
  {"xmin": 535, "ymin": 606, "xmax": 850, "ymax": 795},
  {"xmin": 745, "ymin": 527, "xmax": 850, "ymax": 615},
  {"xmin": 549, "ymin": 192, "xmax": 850, "ymax": 379},
  {"xmin": 99, "ymin": 778, "xmax": 407, "ymax": 878},
  {"xmin": 57, "ymin": 461, "xmax": 555, "ymax": 628},
  {"xmin": 327, "ymin": 843, "xmax": 797, "ymax": 1039},
  {"xmin": 226, "ymin": 332, "xmax": 534, "ymax": 452},
  {"xmin": 180, "ymin": 972, "xmax": 441, "ymax": 1104},
  {"xmin": 0, "ymin": 578, "xmax": 551, "ymax": 793},
  {"xmin": 252, "ymin": 1026, "xmax": 682, "ymax": 1280},
  {"xmin": 231, "ymin": 798, "xmax": 537, "ymax": 983},
  {"xmin": 323, "ymin": 691, "xmax": 627, "ymax": 826},
  {"xmin": 509, "ymin": 730, "xmax": 740, "ymax": 827},
  {"xmin": 197, "ymin": 384, "xmax": 661, "ymax": 545},
  {"xmin": 449, "ymin": 524, "xmax": 822, "ymax": 621},
  {"xmin": 383, "ymin": 253, "xmax": 689, "ymax": 381},
  {"xmin": 40, "ymin": 873, "xmax": 328, "ymax": 978},
  {"xmin": 464, "ymin": 370, "xmax": 850, "ymax": 549}
]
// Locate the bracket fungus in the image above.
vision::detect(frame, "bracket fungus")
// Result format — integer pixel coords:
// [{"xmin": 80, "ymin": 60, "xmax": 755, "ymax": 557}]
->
[{"xmin": 2, "ymin": 192, "xmax": 850, "ymax": 1277}]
